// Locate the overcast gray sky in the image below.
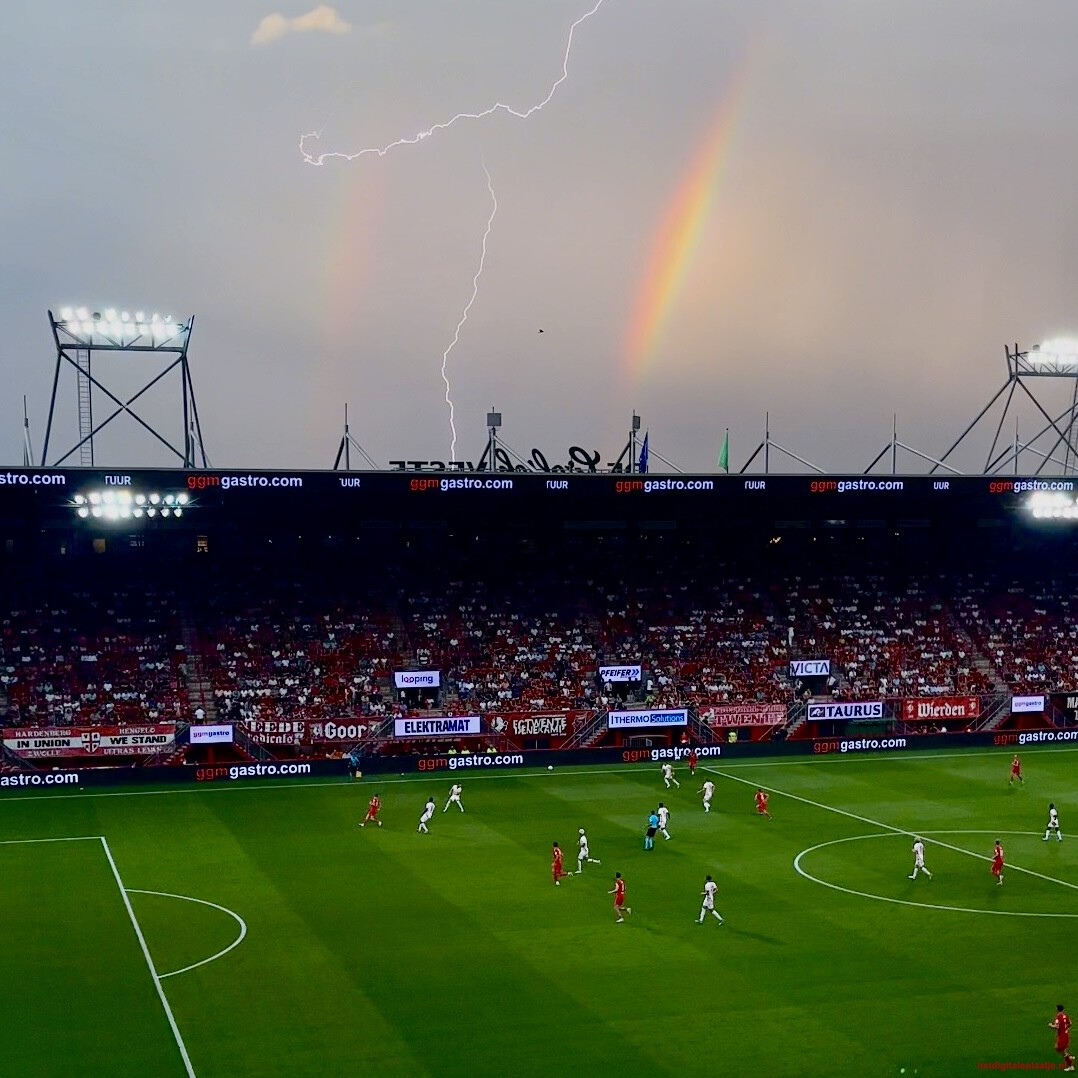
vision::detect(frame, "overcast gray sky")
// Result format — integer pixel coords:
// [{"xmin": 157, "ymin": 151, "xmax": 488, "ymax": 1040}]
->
[{"xmin": 2, "ymin": 1, "xmax": 1077, "ymax": 473}]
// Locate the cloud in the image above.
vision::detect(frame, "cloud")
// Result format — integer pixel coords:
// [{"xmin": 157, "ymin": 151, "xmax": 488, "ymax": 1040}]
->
[{"xmin": 251, "ymin": 4, "xmax": 352, "ymax": 47}]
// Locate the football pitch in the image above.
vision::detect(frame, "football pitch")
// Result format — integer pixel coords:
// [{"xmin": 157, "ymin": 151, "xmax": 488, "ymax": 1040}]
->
[{"xmin": 1, "ymin": 748, "xmax": 1075, "ymax": 1077}]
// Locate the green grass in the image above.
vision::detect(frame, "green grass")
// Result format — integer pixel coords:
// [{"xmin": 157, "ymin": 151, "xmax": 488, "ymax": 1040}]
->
[{"xmin": 1, "ymin": 747, "xmax": 1076, "ymax": 1077}]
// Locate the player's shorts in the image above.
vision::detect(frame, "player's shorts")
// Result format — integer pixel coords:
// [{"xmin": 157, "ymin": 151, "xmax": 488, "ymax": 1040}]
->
[
  {"xmin": 1056, "ymin": 1034, "xmax": 1070, "ymax": 1053},
  {"xmin": 579, "ymin": 849, "xmax": 589, "ymax": 860},
  {"xmin": 702, "ymin": 898, "xmax": 714, "ymax": 910},
  {"xmin": 914, "ymin": 857, "xmax": 925, "ymax": 867},
  {"xmin": 646, "ymin": 827, "xmax": 657, "ymax": 837},
  {"xmin": 756, "ymin": 804, "xmax": 767, "ymax": 814},
  {"xmin": 703, "ymin": 797, "xmax": 713, "ymax": 805},
  {"xmin": 1048, "ymin": 821, "xmax": 1060, "ymax": 830},
  {"xmin": 992, "ymin": 863, "xmax": 1002, "ymax": 875},
  {"xmin": 614, "ymin": 895, "xmax": 624, "ymax": 907}
]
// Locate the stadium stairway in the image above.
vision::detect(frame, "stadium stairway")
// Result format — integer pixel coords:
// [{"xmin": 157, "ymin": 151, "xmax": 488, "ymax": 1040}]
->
[{"xmin": 176, "ymin": 607, "xmax": 218, "ymax": 723}]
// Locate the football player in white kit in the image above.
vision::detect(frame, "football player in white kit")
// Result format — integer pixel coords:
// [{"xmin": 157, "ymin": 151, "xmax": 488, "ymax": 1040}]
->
[
  {"xmin": 418, "ymin": 796, "xmax": 436, "ymax": 833},
  {"xmin": 576, "ymin": 828, "xmax": 601, "ymax": 873},
  {"xmin": 661, "ymin": 762, "xmax": 680, "ymax": 789},
  {"xmin": 698, "ymin": 874, "xmax": 723, "ymax": 924},
  {"xmin": 699, "ymin": 780, "xmax": 715, "ymax": 813},
  {"xmin": 656, "ymin": 802, "xmax": 671, "ymax": 840},
  {"xmin": 443, "ymin": 783, "xmax": 465, "ymax": 812},
  {"xmin": 908, "ymin": 837, "xmax": 933, "ymax": 879},
  {"xmin": 1045, "ymin": 803, "xmax": 1064, "ymax": 841}
]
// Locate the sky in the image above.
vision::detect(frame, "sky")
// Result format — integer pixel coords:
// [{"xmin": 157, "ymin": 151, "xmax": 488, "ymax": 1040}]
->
[{"xmin": 2, "ymin": 0, "xmax": 1078, "ymax": 474}]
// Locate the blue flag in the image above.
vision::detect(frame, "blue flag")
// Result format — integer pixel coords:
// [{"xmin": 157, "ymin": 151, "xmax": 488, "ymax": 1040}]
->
[{"xmin": 638, "ymin": 432, "xmax": 649, "ymax": 474}]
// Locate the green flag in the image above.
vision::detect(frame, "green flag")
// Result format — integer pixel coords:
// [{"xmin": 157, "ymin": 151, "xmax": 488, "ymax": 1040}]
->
[{"xmin": 718, "ymin": 429, "xmax": 729, "ymax": 473}]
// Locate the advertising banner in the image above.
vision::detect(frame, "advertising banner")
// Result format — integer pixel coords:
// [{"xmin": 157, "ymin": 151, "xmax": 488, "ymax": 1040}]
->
[
  {"xmin": 188, "ymin": 724, "xmax": 233, "ymax": 745},
  {"xmin": 607, "ymin": 709, "xmax": 688, "ymax": 729},
  {"xmin": 1011, "ymin": 695, "xmax": 1046, "ymax": 714},
  {"xmin": 900, "ymin": 696, "xmax": 982, "ymax": 722},
  {"xmin": 2, "ymin": 724, "xmax": 176, "ymax": 758},
  {"xmin": 806, "ymin": 701, "xmax": 884, "ymax": 721},
  {"xmin": 598, "ymin": 665, "xmax": 642, "ymax": 683},
  {"xmin": 393, "ymin": 716, "xmax": 482, "ymax": 738},
  {"xmin": 700, "ymin": 704, "xmax": 787, "ymax": 727},
  {"xmin": 394, "ymin": 671, "xmax": 441, "ymax": 689},
  {"xmin": 244, "ymin": 719, "xmax": 304, "ymax": 744},
  {"xmin": 790, "ymin": 660, "xmax": 830, "ymax": 677},
  {"xmin": 308, "ymin": 720, "xmax": 374, "ymax": 743}
]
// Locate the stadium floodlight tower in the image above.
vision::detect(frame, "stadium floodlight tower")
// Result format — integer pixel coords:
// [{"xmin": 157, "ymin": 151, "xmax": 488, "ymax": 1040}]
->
[
  {"xmin": 41, "ymin": 307, "xmax": 208, "ymax": 468},
  {"xmin": 932, "ymin": 339, "xmax": 1078, "ymax": 476}
]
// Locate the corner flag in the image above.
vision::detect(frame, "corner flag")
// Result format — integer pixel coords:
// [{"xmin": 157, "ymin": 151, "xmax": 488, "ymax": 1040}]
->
[{"xmin": 718, "ymin": 429, "xmax": 729, "ymax": 473}]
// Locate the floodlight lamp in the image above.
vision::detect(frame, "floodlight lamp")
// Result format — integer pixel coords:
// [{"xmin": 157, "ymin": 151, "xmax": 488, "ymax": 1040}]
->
[
  {"xmin": 164, "ymin": 494, "xmax": 174, "ymax": 505},
  {"xmin": 133, "ymin": 508, "xmax": 143, "ymax": 518},
  {"xmin": 135, "ymin": 494, "xmax": 146, "ymax": 505},
  {"xmin": 135, "ymin": 311, "xmax": 145, "ymax": 322},
  {"xmin": 105, "ymin": 308, "xmax": 117, "ymax": 321},
  {"xmin": 60, "ymin": 307, "xmax": 74, "ymax": 321},
  {"xmin": 77, "ymin": 507, "xmax": 89, "ymax": 519},
  {"xmin": 73, "ymin": 494, "xmax": 85, "ymax": 505},
  {"xmin": 102, "ymin": 491, "xmax": 115, "ymax": 505},
  {"xmin": 120, "ymin": 311, "xmax": 130, "ymax": 321},
  {"xmin": 91, "ymin": 507, "xmax": 102, "ymax": 518},
  {"xmin": 81, "ymin": 321, "xmax": 94, "ymax": 334},
  {"xmin": 173, "ymin": 508, "xmax": 182, "ymax": 518},
  {"xmin": 149, "ymin": 493, "xmax": 160, "ymax": 504},
  {"xmin": 161, "ymin": 507, "xmax": 171, "ymax": 517},
  {"xmin": 88, "ymin": 492, "xmax": 101, "ymax": 505},
  {"xmin": 177, "ymin": 492, "xmax": 189, "ymax": 505},
  {"xmin": 147, "ymin": 508, "xmax": 157, "ymax": 517},
  {"xmin": 151, "ymin": 313, "xmax": 161, "ymax": 323},
  {"xmin": 118, "ymin": 491, "xmax": 132, "ymax": 505},
  {"xmin": 76, "ymin": 307, "xmax": 89, "ymax": 320},
  {"xmin": 1031, "ymin": 338, "xmax": 1078, "ymax": 366}
]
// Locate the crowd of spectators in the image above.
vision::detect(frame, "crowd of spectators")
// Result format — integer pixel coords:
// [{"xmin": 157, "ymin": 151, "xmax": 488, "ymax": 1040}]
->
[{"xmin": 3, "ymin": 544, "xmax": 1078, "ymax": 733}]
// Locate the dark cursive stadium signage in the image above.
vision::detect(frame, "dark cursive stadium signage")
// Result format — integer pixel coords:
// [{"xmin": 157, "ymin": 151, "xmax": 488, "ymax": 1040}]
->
[{"xmin": 390, "ymin": 446, "xmax": 608, "ymax": 473}]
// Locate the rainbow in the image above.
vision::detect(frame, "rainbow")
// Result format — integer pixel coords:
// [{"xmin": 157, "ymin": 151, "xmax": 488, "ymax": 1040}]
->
[{"xmin": 624, "ymin": 60, "xmax": 756, "ymax": 377}]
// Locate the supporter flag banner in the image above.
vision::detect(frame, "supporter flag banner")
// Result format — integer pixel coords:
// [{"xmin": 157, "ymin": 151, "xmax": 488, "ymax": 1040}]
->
[
  {"xmin": 393, "ymin": 716, "xmax": 482, "ymax": 737},
  {"xmin": 1011, "ymin": 695, "xmax": 1046, "ymax": 714},
  {"xmin": 188, "ymin": 724, "xmax": 233, "ymax": 745},
  {"xmin": 701, "ymin": 703, "xmax": 786, "ymax": 727},
  {"xmin": 608, "ymin": 709, "xmax": 688, "ymax": 729},
  {"xmin": 790, "ymin": 659, "xmax": 830, "ymax": 677},
  {"xmin": 3, "ymin": 724, "xmax": 175, "ymax": 759},
  {"xmin": 510, "ymin": 714, "xmax": 568, "ymax": 737},
  {"xmin": 394, "ymin": 670, "xmax": 441, "ymax": 689},
  {"xmin": 598, "ymin": 665, "xmax": 642, "ymax": 682},
  {"xmin": 901, "ymin": 696, "xmax": 982, "ymax": 722},
  {"xmin": 638, "ymin": 432, "xmax": 649, "ymax": 474},
  {"xmin": 244, "ymin": 719, "xmax": 304, "ymax": 744},
  {"xmin": 806, "ymin": 701, "xmax": 884, "ymax": 720}
]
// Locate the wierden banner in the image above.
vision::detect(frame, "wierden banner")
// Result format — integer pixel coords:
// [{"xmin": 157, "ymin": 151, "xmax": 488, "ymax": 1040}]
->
[
  {"xmin": 394, "ymin": 670, "xmax": 441, "ymax": 689},
  {"xmin": 188, "ymin": 724, "xmax": 233, "ymax": 745},
  {"xmin": 598, "ymin": 665, "xmax": 642, "ymax": 682},
  {"xmin": 607, "ymin": 709, "xmax": 688, "ymax": 729},
  {"xmin": 790, "ymin": 659, "xmax": 830, "ymax": 677},
  {"xmin": 700, "ymin": 703, "xmax": 786, "ymax": 727},
  {"xmin": 806, "ymin": 701, "xmax": 884, "ymax": 721},
  {"xmin": 393, "ymin": 716, "xmax": 482, "ymax": 737},
  {"xmin": 2, "ymin": 724, "xmax": 175, "ymax": 758},
  {"xmin": 901, "ymin": 696, "xmax": 982, "ymax": 722}
]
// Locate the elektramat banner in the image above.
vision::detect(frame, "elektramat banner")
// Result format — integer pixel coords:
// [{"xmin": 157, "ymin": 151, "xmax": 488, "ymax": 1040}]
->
[{"xmin": 2, "ymin": 724, "xmax": 175, "ymax": 758}]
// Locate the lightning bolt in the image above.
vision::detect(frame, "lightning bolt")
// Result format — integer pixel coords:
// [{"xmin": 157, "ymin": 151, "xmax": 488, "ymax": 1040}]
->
[
  {"xmin": 299, "ymin": 0, "xmax": 606, "ymax": 165},
  {"xmin": 442, "ymin": 162, "xmax": 498, "ymax": 461}
]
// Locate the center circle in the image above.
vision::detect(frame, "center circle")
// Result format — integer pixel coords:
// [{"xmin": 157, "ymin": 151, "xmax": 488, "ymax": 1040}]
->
[{"xmin": 793, "ymin": 829, "xmax": 1078, "ymax": 918}]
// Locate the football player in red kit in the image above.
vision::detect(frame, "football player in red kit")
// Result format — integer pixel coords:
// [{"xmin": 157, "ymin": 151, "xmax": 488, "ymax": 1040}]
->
[
  {"xmin": 1009, "ymin": 754, "xmax": 1024, "ymax": 786},
  {"xmin": 755, "ymin": 788, "xmax": 773, "ymax": 821},
  {"xmin": 609, "ymin": 872, "xmax": 632, "ymax": 922},
  {"xmin": 552, "ymin": 842, "xmax": 572, "ymax": 886},
  {"xmin": 687, "ymin": 748, "xmax": 698, "ymax": 776},
  {"xmin": 991, "ymin": 840, "xmax": 1004, "ymax": 885},
  {"xmin": 1050, "ymin": 1004, "xmax": 1074, "ymax": 1071},
  {"xmin": 359, "ymin": 794, "xmax": 382, "ymax": 828}
]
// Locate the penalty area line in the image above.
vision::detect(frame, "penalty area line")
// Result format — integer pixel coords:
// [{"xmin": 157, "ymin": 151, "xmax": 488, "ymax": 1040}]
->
[{"xmin": 704, "ymin": 765, "xmax": 1078, "ymax": 894}]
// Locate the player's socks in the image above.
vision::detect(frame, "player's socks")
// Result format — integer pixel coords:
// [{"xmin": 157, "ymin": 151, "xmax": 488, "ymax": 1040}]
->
[{"xmin": 712, "ymin": 911, "xmax": 723, "ymax": 922}]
